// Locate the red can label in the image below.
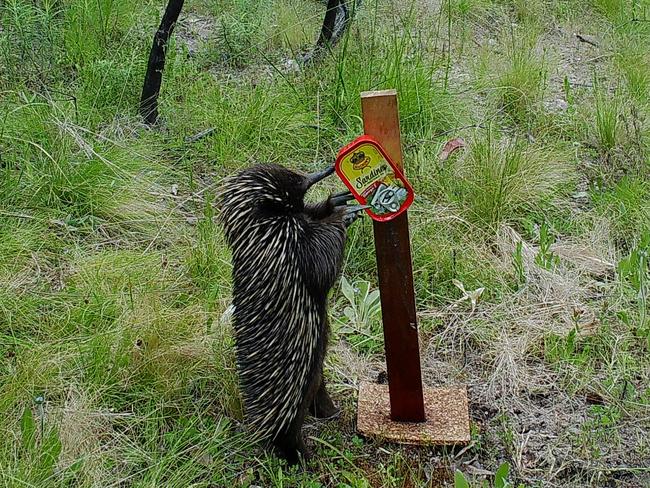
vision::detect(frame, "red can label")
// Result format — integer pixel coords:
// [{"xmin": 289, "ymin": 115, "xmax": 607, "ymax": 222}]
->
[{"xmin": 334, "ymin": 135, "xmax": 414, "ymax": 221}]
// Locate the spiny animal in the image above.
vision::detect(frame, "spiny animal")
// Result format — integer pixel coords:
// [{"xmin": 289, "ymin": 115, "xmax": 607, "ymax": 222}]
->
[{"xmin": 219, "ymin": 163, "xmax": 361, "ymax": 465}]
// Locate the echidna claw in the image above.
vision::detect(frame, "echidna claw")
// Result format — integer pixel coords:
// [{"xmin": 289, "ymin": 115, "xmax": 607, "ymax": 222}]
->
[
  {"xmin": 341, "ymin": 204, "xmax": 368, "ymax": 227},
  {"xmin": 330, "ymin": 190, "xmax": 355, "ymax": 206},
  {"xmin": 344, "ymin": 204, "xmax": 370, "ymax": 213}
]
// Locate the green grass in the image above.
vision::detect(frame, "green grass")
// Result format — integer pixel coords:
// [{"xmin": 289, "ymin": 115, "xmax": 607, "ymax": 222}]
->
[
  {"xmin": 593, "ymin": 83, "xmax": 623, "ymax": 154},
  {"xmin": 472, "ymin": 21, "xmax": 548, "ymax": 125},
  {"xmin": 1, "ymin": 0, "xmax": 649, "ymax": 486},
  {"xmin": 441, "ymin": 128, "xmax": 573, "ymax": 227}
]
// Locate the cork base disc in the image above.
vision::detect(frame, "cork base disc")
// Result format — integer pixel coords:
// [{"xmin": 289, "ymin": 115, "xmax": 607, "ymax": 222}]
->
[{"xmin": 356, "ymin": 382, "xmax": 470, "ymax": 445}]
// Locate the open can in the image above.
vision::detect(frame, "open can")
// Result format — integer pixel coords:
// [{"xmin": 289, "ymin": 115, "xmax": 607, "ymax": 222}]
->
[{"xmin": 334, "ymin": 135, "xmax": 414, "ymax": 222}]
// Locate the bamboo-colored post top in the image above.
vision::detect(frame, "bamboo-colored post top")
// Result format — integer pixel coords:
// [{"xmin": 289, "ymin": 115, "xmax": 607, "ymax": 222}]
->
[
  {"xmin": 360, "ymin": 90, "xmax": 404, "ymax": 172},
  {"xmin": 361, "ymin": 89, "xmax": 398, "ymax": 98}
]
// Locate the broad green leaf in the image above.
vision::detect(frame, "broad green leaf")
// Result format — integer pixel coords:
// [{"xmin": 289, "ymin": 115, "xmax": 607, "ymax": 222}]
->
[
  {"xmin": 343, "ymin": 306, "xmax": 356, "ymax": 322},
  {"xmin": 495, "ymin": 462, "xmax": 510, "ymax": 488},
  {"xmin": 368, "ymin": 305, "xmax": 381, "ymax": 318},
  {"xmin": 454, "ymin": 470, "xmax": 470, "ymax": 488},
  {"xmin": 367, "ymin": 290, "xmax": 380, "ymax": 308},
  {"xmin": 357, "ymin": 281, "xmax": 370, "ymax": 303},
  {"xmin": 340, "ymin": 276, "xmax": 355, "ymax": 304}
]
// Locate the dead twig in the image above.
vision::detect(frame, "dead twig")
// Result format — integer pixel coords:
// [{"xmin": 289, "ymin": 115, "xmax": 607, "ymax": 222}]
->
[
  {"xmin": 575, "ymin": 33, "xmax": 599, "ymax": 47},
  {"xmin": 185, "ymin": 127, "xmax": 216, "ymax": 143}
]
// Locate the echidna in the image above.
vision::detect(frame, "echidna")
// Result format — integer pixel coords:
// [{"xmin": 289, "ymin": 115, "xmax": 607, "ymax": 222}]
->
[{"xmin": 219, "ymin": 163, "xmax": 361, "ymax": 464}]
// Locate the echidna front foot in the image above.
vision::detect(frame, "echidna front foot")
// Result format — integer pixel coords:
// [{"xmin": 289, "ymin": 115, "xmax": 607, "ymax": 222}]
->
[
  {"xmin": 309, "ymin": 379, "xmax": 340, "ymax": 419},
  {"xmin": 341, "ymin": 205, "xmax": 367, "ymax": 228},
  {"xmin": 330, "ymin": 190, "xmax": 355, "ymax": 207}
]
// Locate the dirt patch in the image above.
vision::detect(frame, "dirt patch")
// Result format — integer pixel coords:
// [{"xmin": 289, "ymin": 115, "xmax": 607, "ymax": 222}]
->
[{"xmin": 176, "ymin": 13, "xmax": 215, "ymax": 56}]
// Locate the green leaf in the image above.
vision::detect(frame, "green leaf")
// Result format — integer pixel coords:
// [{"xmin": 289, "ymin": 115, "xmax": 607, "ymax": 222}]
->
[
  {"xmin": 367, "ymin": 305, "xmax": 381, "ymax": 320},
  {"xmin": 41, "ymin": 430, "xmax": 62, "ymax": 475},
  {"xmin": 340, "ymin": 276, "xmax": 355, "ymax": 304},
  {"xmin": 617, "ymin": 310, "xmax": 630, "ymax": 325},
  {"xmin": 366, "ymin": 290, "xmax": 381, "ymax": 320},
  {"xmin": 495, "ymin": 462, "xmax": 510, "ymax": 488},
  {"xmin": 357, "ymin": 281, "xmax": 370, "ymax": 304},
  {"xmin": 343, "ymin": 306, "xmax": 356, "ymax": 322},
  {"xmin": 21, "ymin": 406, "xmax": 35, "ymax": 450},
  {"xmin": 366, "ymin": 290, "xmax": 380, "ymax": 309},
  {"xmin": 566, "ymin": 328, "xmax": 576, "ymax": 356},
  {"xmin": 351, "ymin": 435, "xmax": 364, "ymax": 447},
  {"xmin": 454, "ymin": 470, "xmax": 470, "ymax": 488}
]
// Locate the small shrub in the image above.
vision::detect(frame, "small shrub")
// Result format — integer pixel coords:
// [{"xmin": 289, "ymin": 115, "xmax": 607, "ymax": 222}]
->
[
  {"xmin": 535, "ymin": 222, "xmax": 560, "ymax": 270},
  {"xmin": 336, "ymin": 276, "xmax": 382, "ymax": 354}
]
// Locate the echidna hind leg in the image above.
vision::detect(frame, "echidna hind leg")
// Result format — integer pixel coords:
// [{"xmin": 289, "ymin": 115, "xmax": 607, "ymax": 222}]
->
[
  {"xmin": 274, "ymin": 366, "xmax": 326, "ymax": 464},
  {"xmin": 309, "ymin": 378, "xmax": 339, "ymax": 419},
  {"xmin": 273, "ymin": 421, "xmax": 309, "ymax": 466}
]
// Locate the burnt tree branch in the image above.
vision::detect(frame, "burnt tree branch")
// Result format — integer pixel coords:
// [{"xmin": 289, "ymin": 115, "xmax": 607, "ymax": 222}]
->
[
  {"xmin": 303, "ymin": 0, "xmax": 356, "ymax": 65},
  {"xmin": 316, "ymin": 0, "xmax": 341, "ymax": 47},
  {"xmin": 140, "ymin": 0, "xmax": 185, "ymax": 125},
  {"xmin": 140, "ymin": 0, "xmax": 357, "ymax": 122}
]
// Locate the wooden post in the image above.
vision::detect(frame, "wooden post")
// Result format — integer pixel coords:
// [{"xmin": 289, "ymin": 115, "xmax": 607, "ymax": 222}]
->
[
  {"xmin": 355, "ymin": 90, "xmax": 470, "ymax": 445},
  {"xmin": 360, "ymin": 90, "xmax": 426, "ymax": 422}
]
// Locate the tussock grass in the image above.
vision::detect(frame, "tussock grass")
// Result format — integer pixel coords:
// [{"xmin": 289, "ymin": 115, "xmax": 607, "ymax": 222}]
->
[
  {"xmin": 472, "ymin": 25, "xmax": 548, "ymax": 126},
  {"xmin": 495, "ymin": 34, "xmax": 547, "ymax": 123},
  {"xmin": 616, "ymin": 45, "xmax": 650, "ymax": 103},
  {"xmin": 593, "ymin": 83, "xmax": 623, "ymax": 153},
  {"xmin": 443, "ymin": 130, "xmax": 573, "ymax": 227}
]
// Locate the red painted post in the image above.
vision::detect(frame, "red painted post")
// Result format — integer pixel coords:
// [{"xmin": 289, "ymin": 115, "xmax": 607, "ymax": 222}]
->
[{"xmin": 360, "ymin": 90, "xmax": 426, "ymax": 422}]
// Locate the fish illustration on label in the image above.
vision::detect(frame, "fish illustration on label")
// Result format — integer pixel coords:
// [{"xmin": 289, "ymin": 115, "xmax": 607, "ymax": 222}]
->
[{"xmin": 334, "ymin": 135, "xmax": 414, "ymax": 222}]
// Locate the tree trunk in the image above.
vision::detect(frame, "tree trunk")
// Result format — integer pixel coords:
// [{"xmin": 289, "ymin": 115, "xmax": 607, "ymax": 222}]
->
[
  {"xmin": 140, "ymin": 0, "xmax": 185, "ymax": 125},
  {"xmin": 316, "ymin": 0, "xmax": 340, "ymax": 47}
]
